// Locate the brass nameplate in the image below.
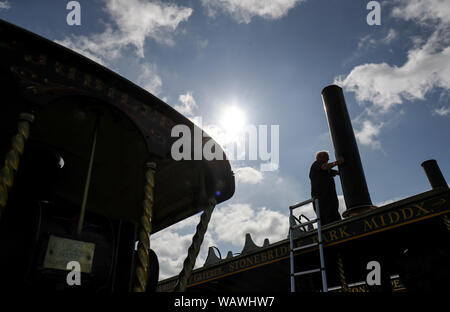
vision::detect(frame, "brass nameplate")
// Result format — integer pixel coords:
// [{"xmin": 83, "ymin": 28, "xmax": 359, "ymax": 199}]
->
[{"xmin": 43, "ymin": 236, "xmax": 95, "ymax": 273}]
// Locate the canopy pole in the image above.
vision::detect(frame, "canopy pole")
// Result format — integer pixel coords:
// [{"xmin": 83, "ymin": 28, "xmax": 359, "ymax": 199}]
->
[
  {"xmin": 0, "ymin": 112, "xmax": 35, "ymax": 223},
  {"xmin": 175, "ymin": 198, "xmax": 217, "ymax": 292},
  {"xmin": 76, "ymin": 117, "xmax": 99, "ymax": 235},
  {"xmin": 134, "ymin": 162, "xmax": 156, "ymax": 292}
]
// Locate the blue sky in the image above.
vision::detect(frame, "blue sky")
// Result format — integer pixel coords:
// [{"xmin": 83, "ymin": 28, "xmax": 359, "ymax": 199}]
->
[{"xmin": 2, "ymin": 0, "xmax": 449, "ymax": 280}]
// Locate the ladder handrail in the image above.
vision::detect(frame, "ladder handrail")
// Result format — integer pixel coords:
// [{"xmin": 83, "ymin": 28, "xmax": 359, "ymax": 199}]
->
[{"xmin": 289, "ymin": 198, "xmax": 315, "ymax": 209}]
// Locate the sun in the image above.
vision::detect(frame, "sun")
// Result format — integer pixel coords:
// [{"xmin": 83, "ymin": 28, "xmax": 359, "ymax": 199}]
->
[{"xmin": 219, "ymin": 106, "xmax": 247, "ymax": 143}]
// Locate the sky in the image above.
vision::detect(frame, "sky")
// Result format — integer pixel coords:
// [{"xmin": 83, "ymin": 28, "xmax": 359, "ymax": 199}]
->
[{"xmin": 1, "ymin": 0, "xmax": 449, "ymax": 280}]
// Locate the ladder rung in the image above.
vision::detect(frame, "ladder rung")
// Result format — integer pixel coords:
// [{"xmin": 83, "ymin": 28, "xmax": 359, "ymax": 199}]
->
[
  {"xmin": 289, "ymin": 199, "xmax": 315, "ymax": 209},
  {"xmin": 293, "ymin": 268, "xmax": 321, "ymax": 277},
  {"xmin": 292, "ymin": 243, "xmax": 318, "ymax": 252},
  {"xmin": 290, "ymin": 223, "xmax": 306, "ymax": 231},
  {"xmin": 301, "ymin": 219, "xmax": 318, "ymax": 227},
  {"xmin": 290, "ymin": 219, "xmax": 317, "ymax": 230}
]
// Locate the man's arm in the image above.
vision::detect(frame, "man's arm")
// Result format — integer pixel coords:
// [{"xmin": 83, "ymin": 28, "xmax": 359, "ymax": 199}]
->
[{"xmin": 320, "ymin": 157, "xmax": 344, "ymax": 170}]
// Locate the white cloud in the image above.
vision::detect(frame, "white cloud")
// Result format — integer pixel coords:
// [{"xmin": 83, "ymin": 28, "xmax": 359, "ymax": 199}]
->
[
  {"xmin": 357, "ymin": 28, "xmax": 398, "ymax": 50},
  {"xmin": 209, "ymin": 203, "xmax": 288, "ymax": 248},
  {"xmin": 355, "ymin": 120, "xmax": 384, "ymax": 149},
  {"xmin": 336, "ymin": 31, "xmax": 450, "ymax": 112},
  {"xmin": 56, "ymin": 38, "xmax": 107, "ymax": 65},
  {"xmin": 201, "ymin": 0, "xmax": 305, "ymax": 23},
  {"xmin": 432, "ymin": 106, "xmax": 450, "ymax": 116},
  {"xmin": 137, "ymin": 63, "xmax": 162, "ymax": 95},
  {"xmin": 335, "ymin": 0, "xmax": 450, "ymax": 148},
  {"xmin": 174, "ymin": 92, "xmax": 198, "ymax": 116},
  {"xmin": 55, "ymin": 0, "xmax": 192, "ymax": 99},
  {"xmin": 151, "ymin": 229, "xmax": 194, "ymax": 279},
  {"xmin": 234, "ymin": 167, "xmax": 264, "ymax": 184},
  {"xmin": 0, "ymin": 1, "xmax": 10, "ymax": 11},
  {"xmin": 383, "ymin": 28, "xmax": 398, "ymax": 44},
  {"xmin": 391, "ymin": 0, "xmax": 450, "ymax": 25},
  {"xmin": 104, "ymin": 0, "xmax": 192, "ymax": 54},
  {"xmin": 56, "ymin": 0, "xmax": 192, "ymax": 62}
]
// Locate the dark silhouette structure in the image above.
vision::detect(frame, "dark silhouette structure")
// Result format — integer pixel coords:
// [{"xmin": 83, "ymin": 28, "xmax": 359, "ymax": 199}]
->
[
  {"xmin": 0, "ymin": 20, "xmax": 234, "ymax": 292},
  {"xmin": 321, "ymin": 85, "xmax": 374, "ymax": 218}
]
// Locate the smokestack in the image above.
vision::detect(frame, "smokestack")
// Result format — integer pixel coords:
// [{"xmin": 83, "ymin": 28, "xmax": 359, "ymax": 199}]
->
[
  {"xmin": 321, "ymin": 85, "xmax": 374, "ymax": 218},
  {"xmin": 421, "ymin": 159, "xmax": 449, "ymax": 189}
]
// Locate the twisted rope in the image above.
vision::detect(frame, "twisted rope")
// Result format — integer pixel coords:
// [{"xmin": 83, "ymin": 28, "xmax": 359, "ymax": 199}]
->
[
  {"xmin": 337, "ymin": 254, "xmax": 348, "ymax": 292},
  {"xmin": 0, "ymin": 112, "xmax": 35, "ymax": 222},
  {"xmin": 175, "ymin": 199, "xmax": 216, "ymax": 292},
  {"xmin": 133, "ymin": 162, "xmax": 156, "ymax": 292}
]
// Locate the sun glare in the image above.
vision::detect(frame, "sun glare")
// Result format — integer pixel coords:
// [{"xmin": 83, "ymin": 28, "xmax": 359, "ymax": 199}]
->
[{"xmin": 219, "ymin": 106, "xmax": 246, "ymax": 143}]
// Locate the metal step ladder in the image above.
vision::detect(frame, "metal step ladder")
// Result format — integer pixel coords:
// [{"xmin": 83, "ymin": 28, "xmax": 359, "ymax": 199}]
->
[{"xmin": 289, "ymin": 198, "xmax": 328, "ymax": 292}]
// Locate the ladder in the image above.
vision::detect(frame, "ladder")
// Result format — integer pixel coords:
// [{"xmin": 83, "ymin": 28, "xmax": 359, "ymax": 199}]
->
[{"xmin": 289, "ymin": 198, "xmax": 328, "ymax": 292}]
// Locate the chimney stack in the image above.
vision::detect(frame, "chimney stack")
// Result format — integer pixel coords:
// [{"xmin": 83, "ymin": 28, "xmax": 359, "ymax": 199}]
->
[
  {"xmin": 421, "ymin": 159, "xmax": 449, "ymax": 190},
  {"xmin": 321, "ymin": 85, "xmax": 375, "ymax": 218}
]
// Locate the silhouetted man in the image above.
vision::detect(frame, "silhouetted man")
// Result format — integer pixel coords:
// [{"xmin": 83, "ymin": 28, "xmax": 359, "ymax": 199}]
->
[{"xmin": 309, "ymin": 151, "xmax": 344, "ymax": 225}]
